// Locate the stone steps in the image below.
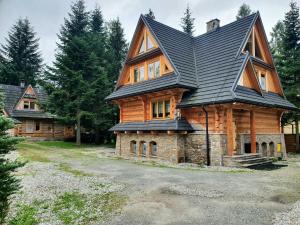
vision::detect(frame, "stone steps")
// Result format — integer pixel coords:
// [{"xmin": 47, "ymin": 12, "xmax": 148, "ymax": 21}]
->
[{"xmin": 224, "ymin": 153, "xmax": 274, "ymax": 168}]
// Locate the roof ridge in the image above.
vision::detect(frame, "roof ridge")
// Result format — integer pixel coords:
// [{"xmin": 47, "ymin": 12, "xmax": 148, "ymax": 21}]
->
[
  {"xmin": 142, "ymin": 14, "xmax": 193, "ymax": 37},
  {"xmin": 194, "ymin": 12, "xmax": 258, "ymax": 39}
]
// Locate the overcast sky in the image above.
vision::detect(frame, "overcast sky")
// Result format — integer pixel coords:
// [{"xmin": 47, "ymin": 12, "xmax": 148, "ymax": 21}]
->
[{"xmin": 0, "ymin": 0, "xmax": 299, "ymax": 65}]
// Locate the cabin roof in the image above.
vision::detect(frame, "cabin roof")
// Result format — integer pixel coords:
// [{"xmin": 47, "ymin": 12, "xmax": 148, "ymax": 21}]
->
[
  {"xmin": 0, "ymin": 84, "xmax": 55, "ymax": 119},
  {"xmin": 107, "ymin": 12, "xmax": 296, "ymax": 110},
  {"xmin": 109, "ymin": 118, "xmax": 194, "ymax": 131}
]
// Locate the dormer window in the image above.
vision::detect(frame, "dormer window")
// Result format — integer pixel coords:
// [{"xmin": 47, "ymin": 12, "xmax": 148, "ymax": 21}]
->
[
  {"xmin": 260, "ymin": 73, "xmax": 266, "ymax": 91},
  {"xmin": 148, "ymin": 61, "xmax": 160, "ymax": 80},
  {"xmin": 24, "ymin": 101, "xmax": 29, "ymax": 109},
  {"xmin": 133, "ymin": 66, "xmax": 145, "ymax": 83}
]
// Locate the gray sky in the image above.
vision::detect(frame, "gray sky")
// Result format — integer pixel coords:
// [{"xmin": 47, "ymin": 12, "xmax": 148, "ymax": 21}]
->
[{"xmin": 0, "ymin": 0, "xmax": 299, "ymax": 65}]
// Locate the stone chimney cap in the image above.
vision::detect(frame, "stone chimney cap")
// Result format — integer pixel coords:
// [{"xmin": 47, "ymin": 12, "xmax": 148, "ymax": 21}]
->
[
  {"xmin": 20, "ymin": 80, "xmax": 25, "ymax": 88},
  {"xmin": 206, "ymin": 19, "xmax": 220, "ymax": 32}
]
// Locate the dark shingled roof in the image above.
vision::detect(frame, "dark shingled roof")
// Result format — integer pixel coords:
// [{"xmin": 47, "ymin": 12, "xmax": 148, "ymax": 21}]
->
[
  {"xmin": 109, "ymin": 119, "xmax": 194, "ymax": 131},
  {"xmin": 107, "ymin": 12, "xmax": 296, "ymax": 110},
  {"xmin": 0, "ymin": 84, "xmax": 55, "ymax": 119}
]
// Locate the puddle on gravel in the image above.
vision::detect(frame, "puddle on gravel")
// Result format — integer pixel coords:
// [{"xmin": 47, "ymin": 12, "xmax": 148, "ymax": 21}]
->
[{"xmin": 160, "ymin": 184, "xmax": 224, "ymax": 198}]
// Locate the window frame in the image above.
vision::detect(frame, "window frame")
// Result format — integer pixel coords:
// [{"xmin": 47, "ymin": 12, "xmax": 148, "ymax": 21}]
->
[
  {"xmin": 260, "ymin": 73, "xmax": 267, "ymax": 91},
  {"xmin": 35, "ymin": 121, "xmax": 40, "ymax": 131},
  {"xmin": 150, "ymin": 141, "xmax": 157, "ymax": 157},
  {"xmin": 151, "ymin": 99, "xmax": 171, "ymax": 119},
  {"xmin": 130, "ymin": 140, "xmax": 137, "ymax": 156},
  {"xmin": 140, "ymin": 141, "xmax": 147, "ymax": 157}
]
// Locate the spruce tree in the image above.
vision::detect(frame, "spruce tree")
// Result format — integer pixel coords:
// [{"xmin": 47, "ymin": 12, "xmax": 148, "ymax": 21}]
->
[
  {"xmin": 45, "ymin": 0, "xmax": 91, "ymax": 145},
  {"xmin": 271, "ymin": 1, "xmax": 300, "ymax": 151},
  {"xmin": 181, "ymin": 5, "xmax": 195, "ymax": 36},
  {"xmin": 107, "ymin": 18, "xmax": 128, "ymax": 84},
  {"xmin": 236, "ymin": 3, "xmax": 252, "ymax": 20},
  {"xmin": 0, "ymin": 18, "xmax": 42, "ymax": 86},
  {"xmin": 145, "ymin": 9, "xmax": 155, "ymax": 20},
  {"xmin": 0, "ymin": 92, "xmax": 23, "ymax": 223}
]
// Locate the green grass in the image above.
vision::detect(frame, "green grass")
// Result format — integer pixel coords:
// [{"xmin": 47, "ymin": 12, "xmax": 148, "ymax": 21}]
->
[
  {"xmin": 9, "ymin": 204, "xmax": 38, "ymax": 225},
  {"xmin": 53, "ymin": 191, "xmax": 127, "ymax": 225},
  {"xmin": 58, "ymin": 163, "xmax": 93, "ymax": 177}
]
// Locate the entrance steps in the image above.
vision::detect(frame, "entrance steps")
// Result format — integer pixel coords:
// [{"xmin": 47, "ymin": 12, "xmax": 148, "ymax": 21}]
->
[{"xmin": 223, "ymin": 153, "xmax": 273, "ymax": 168}]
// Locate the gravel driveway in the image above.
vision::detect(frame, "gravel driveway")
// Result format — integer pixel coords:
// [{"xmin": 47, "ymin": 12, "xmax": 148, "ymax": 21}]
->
[{"xmin": 7, "ymin": 142, "xmax": 300, "ymax": 225}]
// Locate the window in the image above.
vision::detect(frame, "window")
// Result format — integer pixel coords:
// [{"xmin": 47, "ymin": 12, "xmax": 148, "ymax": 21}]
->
[
  {"xmin": 148, "ymin": 63, "xmax": 154, "ymax": 80},
  {"xmin": 130, "ymin": 141, "xmax": 137, "ymax": 156},
  {"xmin": 255, "ymin": 36, "xmax": 263, "ymax": 59},
  {"xmin": 147, "ymin": 61, "xmax": 160, "ymax": 80},
  {"xmin": 138, "ymin": 38, "xmax": 145, "ymax": 54},
  {"xmin": 24, "ymin": 101, "xmax": 29, "ymax": 109},
  {"xmin": 260, "ymin": 74, "xmax": 266, "ymax": 90},
  {"xmin": 150, "ymin": 141, "xmax": 157, "ymax": 156},
  {"xmin": 152, "ymin": 100, "xmax": 171, "ymax": 119},
  {"xmin": 147, "ymin": 36, "xmax": 154, "ymax": 49},
  {"xmin": 154, "ymin": 61, "xmax": 160, "ymax": 78},
  {"xmin": 35, "ymin": 121, "xmax": 40, "ymax": 131},
  {"xmin": 133, "ymin": 66, "xmax": 145, "ymax": 83},
  {"xmin": 30, "ymin": 102, "xmax": 35, "ymax": 110},
  {"xmin": 140, "ymin": 141, "xmax": 147, "ymax": 157}
]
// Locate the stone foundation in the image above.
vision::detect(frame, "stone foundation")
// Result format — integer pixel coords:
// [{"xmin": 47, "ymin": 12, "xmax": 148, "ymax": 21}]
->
[{"xmin": 115, "ymin": 132, "xmax": 286, "ymax": 166}]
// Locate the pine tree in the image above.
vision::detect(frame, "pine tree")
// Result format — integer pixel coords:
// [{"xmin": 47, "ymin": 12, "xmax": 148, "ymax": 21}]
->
[
  {"xmin": 145, "ymin": 9, "xmax": 155, "ymax": 20},
  {"xmin": 45, "ymin": 0, "xmax": 91, "ymax": 145},
  {"xmin": 236, "ymin": 3, "xmax": 252, "ymax": 20},
  {"xmin": 181, "ymin": 5, "xmax": 195, "ymax": 36},
  {"xmin": 0, "ymin": 92, "xmax": 24, "ymax": 223},
  {"xmin": 0, "ymin": 18, "xmax": 42, "ymax": 86},
  {"xmin": 90, "ymin": 6, "xmax": 104, "ymax": 34}
]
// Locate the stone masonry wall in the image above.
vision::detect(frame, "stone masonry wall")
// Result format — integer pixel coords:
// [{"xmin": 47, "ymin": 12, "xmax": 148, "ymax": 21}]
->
[{"xmin": 115, "ymin": 133, "xmax": 186, "ymax": 163}]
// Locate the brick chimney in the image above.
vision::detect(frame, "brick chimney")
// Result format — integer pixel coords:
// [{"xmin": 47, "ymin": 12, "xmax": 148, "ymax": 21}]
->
[{"xmin": 206, "ymin": 19, "xmax": 220, "ymax": 32}]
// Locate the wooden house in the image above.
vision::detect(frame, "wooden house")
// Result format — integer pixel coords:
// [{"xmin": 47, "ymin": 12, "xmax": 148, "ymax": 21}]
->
[
  {"xmin": 1, "ymin": 82, "xmax": 74, "ymax": 140},
  {"xmin": 106, "ymin": 12, "xmax": 296, "ymax": 166}
]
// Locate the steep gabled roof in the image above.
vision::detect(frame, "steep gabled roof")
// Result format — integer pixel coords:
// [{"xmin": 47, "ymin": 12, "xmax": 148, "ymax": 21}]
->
[
  {"xmin": 107, "ymin": 12, "xmax": 296, "ymax": 110},
  {"xmin": 0, "ymin": 84, "xmax": 55, "ymax": 119}
]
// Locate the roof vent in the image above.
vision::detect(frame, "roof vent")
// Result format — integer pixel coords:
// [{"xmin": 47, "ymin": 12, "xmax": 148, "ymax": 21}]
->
[{"xmin": 206, "ymin": 19, "xmax": 220, "ymax": 32}]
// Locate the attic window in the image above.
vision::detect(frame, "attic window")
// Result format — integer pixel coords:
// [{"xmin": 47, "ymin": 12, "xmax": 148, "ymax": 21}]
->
[
  {"xmin": 138, "ymin": 38, "xmax": 145, "ymax": 54},
  {"xmin": 254, "ymin": 35, "xmax": 263, "ymax": 59},
  {"xmin": 24, "ymin": 101, "xmax": 29, "ymax": 109},
  {"xmin": 147, "ymin": 36, "xmax": 154, "ymax": 49},
  {"xmin": 260, "ymin": 73, "xmax": 266, "ymax": 91},
  {"xmin": 244, "ymin": 33, "xmax": 253, "ymax": 55}
]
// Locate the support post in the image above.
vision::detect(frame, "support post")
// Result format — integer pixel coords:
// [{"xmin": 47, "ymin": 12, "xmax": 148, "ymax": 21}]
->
[
  {"xmin": 203, "ymin": 107, "xmax": 210, "ymax": 166},
  {"xmin": 226, "ymin": 107, "xmax": 234, "ymax": 156},
  {"xmin": 250, "ymin": 110, "xmax": 256, "ymax": 153}
]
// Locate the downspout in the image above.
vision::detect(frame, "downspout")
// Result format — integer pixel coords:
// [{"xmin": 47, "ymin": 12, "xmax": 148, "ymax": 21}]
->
[{"xmin": 202, "ymin": 107, "xmax": 211, "ymax": 166}]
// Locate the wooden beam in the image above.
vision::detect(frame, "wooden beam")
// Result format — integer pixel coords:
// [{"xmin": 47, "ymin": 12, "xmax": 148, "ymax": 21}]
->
[
  {"xmin": 137, "ymin": 131, "xmax": 143, "ymax": 134},
  {"xmin": 250, "ymin": 110, "xmax": 256, "ymax": 153},
  {"xmin": 226, "ymin": 107, "xmax": 234, "ymax": 156}
]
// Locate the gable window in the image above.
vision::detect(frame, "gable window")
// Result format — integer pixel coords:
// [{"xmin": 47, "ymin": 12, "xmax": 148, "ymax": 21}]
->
[
  {"xmin": 150, "ymin": 141, "xmax": 157, "ymax": 157},
  {"xmin": 24, "ymin": 101, "xmax": 29, "ymax": 109},
  {"xmin": 148, "ymin": 61, "xmax": 160, "ymax": 80},
  {"xmin": 140, "ymin": 141, "xmax": 147, "ymax": 157},
  {"xmin": 30, "ymin": 102, "xmax": 35, "ymax": 110},
  {"xmin": 255, "ymin": 35, "xmax": 263, "ymax": 59},
  {"xmin": 152, "ymin": 100, "xmax": 171, "ymax": 119},
  {"xmin": 138, "ymin": 38, "xmax": 145, "ymax": 54},
  {"xmin": 133, "ymin": 66, "xmax": 145, "ymax": 83},
  {"xmin": 260, "ymin": 73, "xmax": 266, "ymax": 91},
  {"xmin": 130, "ymin": 140, "xmax": 137, "ymax": 156},
  {"xmin": 147, "ymin": 36, "xmax": 154, "ymax": 49}
]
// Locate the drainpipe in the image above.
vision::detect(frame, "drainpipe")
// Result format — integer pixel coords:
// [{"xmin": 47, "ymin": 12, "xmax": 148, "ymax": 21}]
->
[{"xmin": 202, "ymin": 107, "xmax": 211, "ymax": 166}]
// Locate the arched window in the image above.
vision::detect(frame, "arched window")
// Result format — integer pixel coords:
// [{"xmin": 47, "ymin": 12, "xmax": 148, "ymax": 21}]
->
[
  {"xmin": 140, "ymin": 141, "xmax": 147, "ymax": 157},
  {"xmin": 269, "ymin": 142, "xmax": 275, "ymax": 156},
  {"xmin": 150, "ymin": 141, "xmax": 157, "ymax": 157},
  {"xmin": 130, "ymin": 141, "xmax": 137, "ymax": 156},
  {"xmin": 261, "ymin": 142, "xmax": 267, "ymax": 156}
]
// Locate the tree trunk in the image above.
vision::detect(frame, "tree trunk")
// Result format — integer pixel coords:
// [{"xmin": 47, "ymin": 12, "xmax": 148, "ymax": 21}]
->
[
  {"xmin": 76, "ymin": 112, "xmax": 81, "ymax": 146},
  {"xmin": 296, "ymin": 116, "xmax": 299, "ymax": 152}
]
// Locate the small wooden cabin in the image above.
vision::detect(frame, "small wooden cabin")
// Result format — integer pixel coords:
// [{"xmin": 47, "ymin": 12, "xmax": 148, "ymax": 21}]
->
[
  {"xmin": 1, "ymin": 82, "xmax": 74, "ymax": 140},
  {"xmin": 106, "ymin": 12, "xmax": 296, "ymax": 166}
]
